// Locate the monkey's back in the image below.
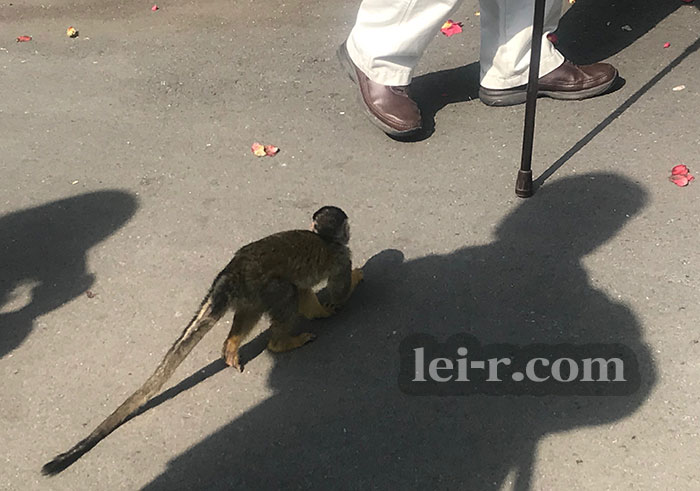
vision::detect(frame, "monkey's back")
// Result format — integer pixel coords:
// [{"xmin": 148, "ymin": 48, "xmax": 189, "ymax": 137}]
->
[{"xmin": 225, "ymin": 230, "xmax": 348, "ymax": 293}]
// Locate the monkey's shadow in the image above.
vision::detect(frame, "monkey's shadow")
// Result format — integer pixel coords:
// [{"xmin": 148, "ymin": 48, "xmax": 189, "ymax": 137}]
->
[
  {"xmin": 0, "ymin": 192, "xmax": 138, "ymax": 359},
  {"xmin": 144, "ymin": 173, "xmax": 657, "ymax": 490}
]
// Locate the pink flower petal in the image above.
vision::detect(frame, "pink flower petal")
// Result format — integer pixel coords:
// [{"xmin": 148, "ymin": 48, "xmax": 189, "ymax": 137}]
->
[
  {"xmin": 151, "ymin": 4, "xmax": 159, "ymax": 11},
  {"xmin": 264, "ymin": 145, "xmax": 280, "ymax": 156},
  {"xmin": 251, "ymin": 142, "xmax": 266, "ymax": 157},
  {"xmin": 672, "ymin": 164, "xmax": 689, "ymax": 175},
  {"xmin": 16, "ymin": 35, "xmax": 32, "ymax": 42},
  {"xmin": 440, "ymin": 20, "xmax": 463, "ymax": 37},
  {"xmin": 670, "ymin": 174, "xmax": 689, "ymax": 187},
  {"xmin": 663, "ymin": 42, "xmax": 671, "ymax": 48}
]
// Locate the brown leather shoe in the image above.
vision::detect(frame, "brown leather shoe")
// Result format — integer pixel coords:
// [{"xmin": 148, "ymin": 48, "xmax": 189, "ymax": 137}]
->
[
  {"xmin": 337, "ymin": 42, "xmax": 422, "ymax": 136},
  {"xmin": 479, "ymin": 60, "xmax": 618, "ymax": 106}
]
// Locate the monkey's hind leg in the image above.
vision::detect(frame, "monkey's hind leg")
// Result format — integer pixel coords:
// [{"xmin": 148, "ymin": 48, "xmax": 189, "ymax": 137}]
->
[
  {"xmin": 298, "ymin": 288, "xmax": 333, "ymax": 319},
  {"xmin": 223, "ymin": 307, "xmax": 263, "ymax": 372},
  {"xmin": 263, "ymin": 280, "xmax": 316, "ymax": 353}
]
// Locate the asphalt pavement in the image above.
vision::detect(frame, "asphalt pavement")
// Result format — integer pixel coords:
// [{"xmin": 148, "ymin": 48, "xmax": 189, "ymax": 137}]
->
[{"xmin": 1, "ymin": 0, "xmax": 699, "ymax": 489}]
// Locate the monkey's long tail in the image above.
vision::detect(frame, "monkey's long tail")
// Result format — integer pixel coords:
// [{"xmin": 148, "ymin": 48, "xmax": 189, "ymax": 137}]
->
[{"xmin": 41, "ymin": 277, "xmax": 230, "ymax": 476}]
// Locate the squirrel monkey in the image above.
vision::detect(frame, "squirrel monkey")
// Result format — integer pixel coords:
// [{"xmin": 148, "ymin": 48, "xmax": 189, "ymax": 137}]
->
[{"xmin": 42, "ymin": 206, "xmax": 363, "ymax": 476}]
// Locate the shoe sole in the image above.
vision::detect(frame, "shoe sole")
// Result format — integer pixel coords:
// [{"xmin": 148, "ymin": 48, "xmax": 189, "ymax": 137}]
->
[
  {"xmin": 336, "ymin": 43, "xmax": 421, "ymax": 137},
  {"xmin": 479, "ymin": 71, "xmax": 618, "ymax": 107}
]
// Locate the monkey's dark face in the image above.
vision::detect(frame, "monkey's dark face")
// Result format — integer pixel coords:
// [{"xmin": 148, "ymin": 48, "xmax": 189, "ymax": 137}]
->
[
  {"xmin": 329, "ymin": 219, "xmax": 350, "ymax": 244},
  {"xmin": 311, "ymin": 218, "xmax": 350, "ymax": 244},
  {"xmin": 311, "ymin": 206, "xmax": 350, "ymax": 244}
]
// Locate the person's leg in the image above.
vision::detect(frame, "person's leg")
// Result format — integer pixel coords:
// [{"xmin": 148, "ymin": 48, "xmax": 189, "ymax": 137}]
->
[
  {"xmin": 479, "ymin": 0, "xmax": 564, "ymax": 90},
  {"xmin": 346, "ymin": 0, "xmax": 464, "ymax": 86},
  {"xmin": 478, "ymin": 0, "xmax": 618, "ymax": 106},
  {"xmin": 338, "ymin": 0, "xmax": 463, "ymax": 135}
]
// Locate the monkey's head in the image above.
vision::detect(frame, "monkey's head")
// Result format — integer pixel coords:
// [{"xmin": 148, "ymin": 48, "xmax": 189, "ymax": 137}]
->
[{"xmin": 311, "ymin": 206, "xmax": 350, "ymax": 244}]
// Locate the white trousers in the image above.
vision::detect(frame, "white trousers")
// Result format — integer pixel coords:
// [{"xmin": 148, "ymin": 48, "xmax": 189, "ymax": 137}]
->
[{"xmin": 346, "ymin": 0, "xmax": 565, "ymax": 89}]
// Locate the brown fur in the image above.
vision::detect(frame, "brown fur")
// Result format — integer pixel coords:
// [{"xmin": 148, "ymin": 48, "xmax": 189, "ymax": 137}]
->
[
  {"xmin": 220, "ymin": 229, "xmax": 361, "ymax": 368},
  {"xmin": 42, "ymin": 207, "xmax": 362, "ymax": 476}
]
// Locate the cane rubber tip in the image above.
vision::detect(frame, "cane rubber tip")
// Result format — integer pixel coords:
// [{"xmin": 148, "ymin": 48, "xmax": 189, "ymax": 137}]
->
[{"xmin": 515, "ymin": 169, "xmax": 534, "ymax": 198}]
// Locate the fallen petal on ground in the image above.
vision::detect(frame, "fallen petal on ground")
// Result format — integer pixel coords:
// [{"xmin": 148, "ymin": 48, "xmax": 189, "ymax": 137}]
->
[
  {"xmin": 672, "ymin": 164, "xmax": 689, "ymax": 175},
  {"xmin": 440, "ymin": 20, "xmax": 463, "ymax": 37},
  {"xmin": 251, "ymin": 142, "xmax": 266, "ymax": 157}
]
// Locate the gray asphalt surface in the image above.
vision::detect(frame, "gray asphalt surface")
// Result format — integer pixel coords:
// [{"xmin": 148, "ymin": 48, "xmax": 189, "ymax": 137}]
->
[{"xmin": 2, "ymin": 0, "xmax": 699, "ymax": 489}]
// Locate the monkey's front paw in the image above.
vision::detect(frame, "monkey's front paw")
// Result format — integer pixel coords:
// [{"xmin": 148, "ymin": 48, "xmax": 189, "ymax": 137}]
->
[{"xmin": 267, "ymin": 332, "xmax": 316, "ymax": 352}]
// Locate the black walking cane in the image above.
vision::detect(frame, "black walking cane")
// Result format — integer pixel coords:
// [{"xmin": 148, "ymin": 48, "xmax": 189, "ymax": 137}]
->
[{"xmin": 515, "ymin": 0, "xmax": 547, "ymax": 198}]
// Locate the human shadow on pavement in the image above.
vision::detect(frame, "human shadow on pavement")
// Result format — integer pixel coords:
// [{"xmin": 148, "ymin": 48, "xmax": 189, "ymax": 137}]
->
[
  {"xmin": 145, "ymin": 173, "xmax": 656, "ymax": 490},
  {"xmin": 0, "ymin": 191, "xmax": 138, "ymax": 358}
]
